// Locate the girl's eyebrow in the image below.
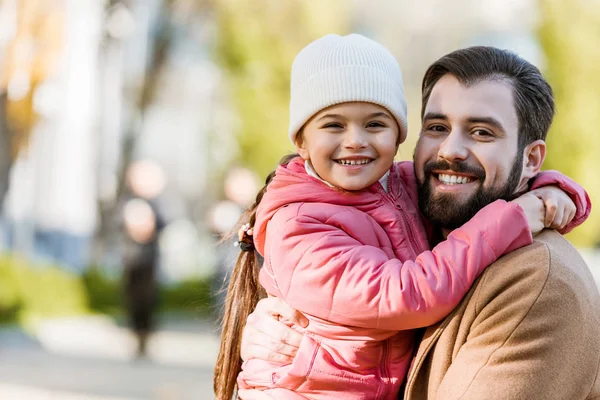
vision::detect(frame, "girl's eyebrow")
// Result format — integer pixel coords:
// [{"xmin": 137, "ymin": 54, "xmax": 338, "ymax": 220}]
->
[
  {"xmin": 367, "ymin": 112, "xmax": 393, "ymax": 120},
  {"xmin": 316, "ymin": 112, "xmax": 393, "ymax": 122},
  {"xmin": 315, "ymin": 113, "xmax": 345, "ymax": 122}
]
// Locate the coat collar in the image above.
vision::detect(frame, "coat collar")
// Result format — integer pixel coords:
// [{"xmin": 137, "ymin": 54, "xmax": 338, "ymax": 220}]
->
[{"xmin": 404, "ymin": 309, "xmax": 453, "ymax": 394}]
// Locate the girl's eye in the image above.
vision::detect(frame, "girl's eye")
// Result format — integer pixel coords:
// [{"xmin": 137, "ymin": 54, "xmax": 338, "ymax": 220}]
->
[
  {"xmin": 366, "ymin": 121, "xmax": 385, "ymax": 128},
  {"xmin": 322, "ymin": 123, "xmax": 343, "ymax": 129}
]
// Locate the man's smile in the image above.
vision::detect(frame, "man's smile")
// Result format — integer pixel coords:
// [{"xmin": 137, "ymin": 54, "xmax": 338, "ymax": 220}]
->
[
  {"xmin": 429, "ymin": 171, "xmax": 480, "ymax": 193},
  {"xmin": 433, "ymin": 171, "xmax": 476, "ymax": 186}
]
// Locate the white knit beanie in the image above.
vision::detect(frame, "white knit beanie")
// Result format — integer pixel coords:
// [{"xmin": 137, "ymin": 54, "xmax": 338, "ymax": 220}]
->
[{"xmin": 288, "ymin": 33, "xmax": 408, "ymax": 144}]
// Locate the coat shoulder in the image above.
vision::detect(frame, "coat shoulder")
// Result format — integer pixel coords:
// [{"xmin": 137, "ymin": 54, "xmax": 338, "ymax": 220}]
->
[{"xmin": 476, "ymin": 230, "xmax": 600, "ymax": 310}]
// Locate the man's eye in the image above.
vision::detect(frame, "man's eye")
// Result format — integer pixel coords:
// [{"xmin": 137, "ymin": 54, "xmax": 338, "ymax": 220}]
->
[
  {"xmin": 427, "ymin": 125, "xmax": 447, "ymax": 133},
  {"xmin": 472, "ymin": 129, "xmax": 493, "ymax": 137}
]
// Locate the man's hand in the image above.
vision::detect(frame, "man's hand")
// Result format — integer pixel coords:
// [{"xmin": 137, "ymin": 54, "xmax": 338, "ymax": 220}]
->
[
  {"xmin": 529, "ymin": 186, "xmax": 576, "ymax": 230},
  {"xmin": 240, "ymin": 297, "xmax": 308, "ymax": 364}
]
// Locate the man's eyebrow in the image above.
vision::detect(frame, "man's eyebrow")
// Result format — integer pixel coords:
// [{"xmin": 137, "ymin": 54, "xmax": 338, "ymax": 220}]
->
[
  {"xmin": 466, "ymin": 116, "xmax": 506, "ymax": 132},
  {"xmin": 422, "ymin": 112, "xmax": 447, "ymax": 121}
]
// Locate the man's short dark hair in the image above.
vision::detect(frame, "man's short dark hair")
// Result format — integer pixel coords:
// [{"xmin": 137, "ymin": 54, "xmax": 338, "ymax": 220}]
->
[{"xmin": 421, "ymin": 46, "xmax": 555, "ymax": 150}]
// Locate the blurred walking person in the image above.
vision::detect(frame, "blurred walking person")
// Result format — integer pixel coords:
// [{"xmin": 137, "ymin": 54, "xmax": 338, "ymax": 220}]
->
[{"xmin": 121, "ymin": 160, "xmax": 166, "ymax": 357}]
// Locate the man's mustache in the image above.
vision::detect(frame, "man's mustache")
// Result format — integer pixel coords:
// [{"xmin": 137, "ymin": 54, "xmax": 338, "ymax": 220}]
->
[{"xmin": 423, "ymin": 160, "xmax": 486, "ymax": 181}]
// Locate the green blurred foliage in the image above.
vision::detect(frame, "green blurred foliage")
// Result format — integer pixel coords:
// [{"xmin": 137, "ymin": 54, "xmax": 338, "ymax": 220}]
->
[
  {"xmin": 211, "ymin": 0, "xmax": 351, "ymax": 177},
  {"xmin": 538, "ymin": 0, "xmax": 600, "ymax": 247},
  {"xmin": 0, "ymin": 256, "xmax": 88, "ymax": 326},
  {"xmin": 81, "ymin": 268, "xmax": 215, "ymax": 316},
  {"xmin": 0, "ymin": 257, "xmax": 215, "ymax": 326}
]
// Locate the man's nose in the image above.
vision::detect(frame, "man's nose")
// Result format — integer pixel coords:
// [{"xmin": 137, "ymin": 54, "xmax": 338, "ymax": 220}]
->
[
  {"xmin": 438, "ymin": 130, "xmax": 468, "ymax": 162},
  {"xmin": 343, "ymin": 126, "xmax": 368, "ymax": 149}
]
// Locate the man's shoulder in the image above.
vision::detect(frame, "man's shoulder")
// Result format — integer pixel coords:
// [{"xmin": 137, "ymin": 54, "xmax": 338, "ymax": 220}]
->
[
  {"xmin": 478, "ymin": 229, "xmax": 600, "ymax": 310},
  {"xmin": 487, "ymin": 230, "xmax": 592, "ymax": 280}
]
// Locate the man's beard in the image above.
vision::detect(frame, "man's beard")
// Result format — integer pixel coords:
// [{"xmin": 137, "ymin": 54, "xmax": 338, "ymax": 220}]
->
[{"xmin": 417, "ymin": 153, "xmax": 524, "ymax": 230}]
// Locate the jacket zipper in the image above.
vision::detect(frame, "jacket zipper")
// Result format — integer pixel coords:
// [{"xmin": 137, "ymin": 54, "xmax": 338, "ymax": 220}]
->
[
  {"xmin": 377, "ymin": 175, "xmax": 421, "ymax": 259},
  {"xmin": 396, "ymin": 202, "xmax": 421, "ymax": 259},
  {"xmin": 377, "ymin": 338, "xmax": 391, "ymax": 400}
]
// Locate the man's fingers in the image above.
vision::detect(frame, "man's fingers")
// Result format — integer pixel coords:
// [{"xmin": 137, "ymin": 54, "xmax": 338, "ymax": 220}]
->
[
  {"xmin": 250, "ymin": 313, "xmax": 304, "ymax": 348},
  {"xmin": 244, "ymin": 324, "xmax": 300, "ymax": 358},
  {"xmin": 267, "ymin": 336, "xmax": 300, "ymax": 357},
  {"xmin": 243, "ymin": 343, "xmax": 294, "ymax": 364},
  {"xmin": 241, "ymin": 297, "xmax": 305, "ymax": 363},
  {"xmin": 237, "ymin": 389, "xmax": 277, "ymax": 400},
  {"xmin": 256, "ymin": 297, "xmax": 309, "ymax": 328},
  {"xmin": 241, "ymin": 307, "xmax": 303, "ymax": 363}
]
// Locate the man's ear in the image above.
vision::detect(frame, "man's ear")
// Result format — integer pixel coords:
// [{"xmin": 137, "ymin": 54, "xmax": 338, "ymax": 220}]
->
[{"xmin": 521, "ymin": 139, "xmax": 546, "ymax": 181}]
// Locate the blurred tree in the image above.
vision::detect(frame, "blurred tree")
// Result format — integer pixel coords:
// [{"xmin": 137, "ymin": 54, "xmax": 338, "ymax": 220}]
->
[
  {"xmin": 538, "ymin": 0, "xmax": 600, "ymax": 247},
  {"xmin": 210, "ymin": 0, "xmax": 350, "ymax": 177},
  {"xmin": 93, "ymin": 0, "xmax": 174, "ymax": 265},
  {"xmin": 0, "ymin": 0, "xmax": 64, "ymax": 212}
]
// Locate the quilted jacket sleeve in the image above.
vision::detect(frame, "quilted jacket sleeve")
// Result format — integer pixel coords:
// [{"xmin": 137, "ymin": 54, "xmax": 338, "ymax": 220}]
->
[
  {"xmin": 264, "ymin": 200, "xmax": 532, "ymax": 331},
  {"xmin": 530, "ymin": 170, "xmax": 591, "ymax": 234}
]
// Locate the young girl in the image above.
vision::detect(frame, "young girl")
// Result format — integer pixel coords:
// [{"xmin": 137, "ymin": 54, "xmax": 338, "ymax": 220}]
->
[{"xmin": 214, "ymin": 34, "xmax": 588, "ymax": 400}]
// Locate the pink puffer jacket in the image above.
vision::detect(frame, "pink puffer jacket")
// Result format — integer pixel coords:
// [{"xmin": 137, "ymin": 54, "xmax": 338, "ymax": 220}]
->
[{"xmin": 237, "ymin": 157, "xmax": 590, "ymax": 400}]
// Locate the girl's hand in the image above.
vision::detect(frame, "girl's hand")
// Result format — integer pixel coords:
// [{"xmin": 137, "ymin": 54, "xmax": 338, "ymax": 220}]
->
[
  {"xmin": 510, "ymin": 193, "xmax": 545, "ymax": 235},
  {"xmin": 240, "ymin": 297, "xmax": 307, "ymax": 364},
  {"xmin": 529, "ymin": 186, "xmax": 577, "ymax": 231}
]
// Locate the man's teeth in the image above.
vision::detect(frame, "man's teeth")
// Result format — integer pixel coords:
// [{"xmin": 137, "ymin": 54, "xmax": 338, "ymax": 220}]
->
[
  {"xmin": 438, "ymin": 174, "xmax": 474, "ymax": 185},
  {"xmin": 337, "ymin": 159, "xmax": 372, "ymax": 166}
]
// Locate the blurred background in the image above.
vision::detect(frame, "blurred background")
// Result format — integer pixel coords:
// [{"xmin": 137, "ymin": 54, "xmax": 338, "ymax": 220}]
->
[{"xmin": 0, "ymin": 0, "xmax": 598, "ymax": 399}]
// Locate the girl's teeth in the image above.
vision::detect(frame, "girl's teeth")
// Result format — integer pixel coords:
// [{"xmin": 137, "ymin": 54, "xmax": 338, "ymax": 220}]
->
[{"xmin": 338, "ymin": 159, "xmax": 371, "ymax": 165}]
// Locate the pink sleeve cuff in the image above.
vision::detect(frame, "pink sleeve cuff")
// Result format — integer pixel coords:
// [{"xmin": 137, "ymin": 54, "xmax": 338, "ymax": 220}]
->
[{"xmin": 531, "ymin": 170, "xmax": 592, "ymax": 234}]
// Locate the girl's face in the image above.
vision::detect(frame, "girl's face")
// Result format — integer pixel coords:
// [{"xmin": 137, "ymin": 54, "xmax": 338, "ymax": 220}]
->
[{"xmin": 296, "ymin": 102, "xmax": 400, "ymax": 191}]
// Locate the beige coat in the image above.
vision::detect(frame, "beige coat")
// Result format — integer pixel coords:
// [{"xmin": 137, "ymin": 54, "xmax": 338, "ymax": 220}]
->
[{"xmin": 404, "ymin": 230, "xmax": 600, "ymax": 400}]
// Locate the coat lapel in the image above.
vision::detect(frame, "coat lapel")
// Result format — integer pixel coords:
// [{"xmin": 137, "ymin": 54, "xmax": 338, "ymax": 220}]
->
[{"xmin": 404, "ymin": 311, "xmax": 453, "ymax": 397}]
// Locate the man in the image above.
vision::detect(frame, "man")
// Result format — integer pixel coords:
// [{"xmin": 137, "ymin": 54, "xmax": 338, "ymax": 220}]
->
[{"xmin": 238, "ymin": 47, "xmax": 600, "ymax": 399}]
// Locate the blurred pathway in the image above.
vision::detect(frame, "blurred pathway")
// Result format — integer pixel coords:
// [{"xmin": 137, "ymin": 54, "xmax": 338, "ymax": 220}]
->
[
  {"xmin": 0, "ymin": 315, "xmax": 220, "ymax": 399},
  {"xmin": 1, "ymin": 253, "xmax": 598, "ymax": 400}
]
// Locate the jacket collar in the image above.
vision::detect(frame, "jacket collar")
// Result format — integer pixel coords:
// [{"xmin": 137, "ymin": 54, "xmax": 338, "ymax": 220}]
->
[{"xmin": 254, "ymin": 157, "xmax": 397, "ymax": 257}]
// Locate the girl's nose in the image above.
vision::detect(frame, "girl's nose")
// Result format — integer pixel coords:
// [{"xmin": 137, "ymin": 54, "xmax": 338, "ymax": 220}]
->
[{"xmin": 343, "ymin": 127, "xmax": 368, "ymax": 149}]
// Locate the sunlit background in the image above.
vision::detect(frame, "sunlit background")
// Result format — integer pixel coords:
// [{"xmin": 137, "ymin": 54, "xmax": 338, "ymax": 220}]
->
[{"xmin": 0, "ymin": 0, "xmax": 599, "ymax": 399}]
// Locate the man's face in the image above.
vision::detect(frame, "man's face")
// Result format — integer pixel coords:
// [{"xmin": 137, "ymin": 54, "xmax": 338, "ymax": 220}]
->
[{"xmin": 414, "ymin": 74, "xmax": 528, "ymax": 230}]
